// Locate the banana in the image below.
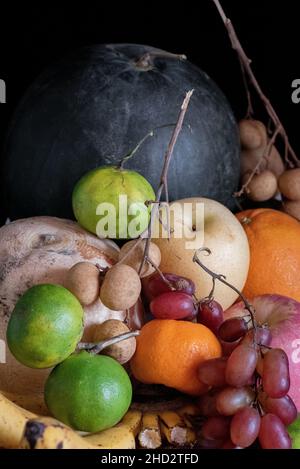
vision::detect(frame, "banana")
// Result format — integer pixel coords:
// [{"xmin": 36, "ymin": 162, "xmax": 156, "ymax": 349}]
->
[
  {"xmin": 84, "ymin": 424, "xmax": 136, "ymax": 449},
  {"xmin": 121, "ymin": 410, "xmax": 142, "ymax": 436},
  {"xmin": 20, "ymin": 416, "xmax": 96, "ymax": 449},
  {"xmin": 159, "ymin": 410, "xmax": 196, "ymax": 446},
  {"xmin": 177, "ymin": 404, "xmax": 202, "ymax": 428},
  {"xmin": 2, "ymin": 391, "xmax": 48, "ymax": 416},
  {"xmin": 138, "ymin": 413, "xmax": 162, "ymax": 449},
  {"xmin": 0, "ymin": 391, "xmax": 37, "ymax": 449}
]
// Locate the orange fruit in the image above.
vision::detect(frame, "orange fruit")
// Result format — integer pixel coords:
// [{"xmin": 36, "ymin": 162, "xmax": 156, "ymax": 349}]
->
[
  {"xmin": 130, "ymin": 319, "xmax": 221, "ymax": 395},
  {"xmin": 236, "ymin": 208, "xmax": 300, "ymax": 302}
]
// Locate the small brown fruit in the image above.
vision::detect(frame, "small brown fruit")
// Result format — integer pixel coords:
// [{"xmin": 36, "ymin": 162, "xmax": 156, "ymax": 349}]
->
[
  {"xmin": 65, "ymin": 262, "xmax": 100, "ymax": 306},
  {"xmin": 241, "ymin": 146, "xmax": 284, "ymax": 179},
  {"xmin": 91, "ymin": 319, "xmax": 136, "ymax": 364},
  {"xmin": 282, "ymin": 199, "xmax": 300, "ymax": 221},
  {"xmin": 239, "ymin": 119, "xmax": 267, "ymax": 150},
  {"xmin": 100, "ymin": 264, "xmax": 141, "ymax": 310},
  {"xmin": 243, "ymin": 170, "xmax": 278, "ymax": 202},
  {"xmin": 278, "ymin": 169, "xmax": 300, "ymax": 201},
  {"xmin": 118, "ymin": 240, "xmax": 161, "ymax": 278}
]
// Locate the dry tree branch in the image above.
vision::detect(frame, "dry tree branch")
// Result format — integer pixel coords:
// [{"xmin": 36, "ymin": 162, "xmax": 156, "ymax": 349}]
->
[
  {"xmin": 138, "ymin": 89, "xmax": 194, "ymax": 275},
  {"xmin": 234, "ymin": 126, "xmax": 282, "ymax": 197},
  {"xmin": 211, "ymin": 0, "xmax": 299, "ymax": 181},
  {"xmin": 115, "ymin": 90, "xmax": 193, "ymax": 274}
]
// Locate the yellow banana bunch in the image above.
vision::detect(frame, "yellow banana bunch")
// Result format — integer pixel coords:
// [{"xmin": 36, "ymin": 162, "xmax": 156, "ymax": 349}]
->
[
  {"xmin": 0, "ymin": 392, "xmax": 36, "ymax": 448},
  {"xmin": 0, "ymin": 390, "xmax": 201, "ymax": 450},
  {"xmin": 20, "ymin": 414, "xmax": 140, "ymax": 449},
  {"xmin": 20, "ymin": 417, "xmax": 97, "ymax": 449}
]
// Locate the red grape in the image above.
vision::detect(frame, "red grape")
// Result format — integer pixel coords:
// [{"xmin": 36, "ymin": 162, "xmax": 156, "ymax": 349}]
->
[
  {"xmin": 198, "ymin": 357, "xmax": 227, "ymax": 387},
  {"xmin": 150, "ymin": 291, "xmax": 196, "ymax": 320},
  {"xmin": 197, "ymin": 390, "xmax": 220, "ymax": 417},
  {"xmin": 242, "ymin": 327, "xmax": 272, "ymax": 347},
  {"xmin": 256, "ymin": 354, "xmax": 264, "ymax": 376},
  {"xmin": 218, "ymin": 317, "xmax": 248, "ymax": 342},
  {"xmin": 198, "ymin": 300, "xmax": 224, "ymax": 334},
  {"xmin": 201, "ymin": 416, "xmax": 230, "ymax": 441},
  {"xmin": 221, "ymin": 440, "xmax": 242, "ymax": 449},
  {"xmin": 225, "ymin": 344, "xmax": 258, "ymax": 387},
  {"xmin": 216, "ymin": 386, "xmax": 255, "ymax": 416},
  {"xmin": 142, "ymin": 272, "xmax": 195, "ymax": 302},
  {"xmin": 259, "ymin": 414, "xmax": 292, "ymax": 449},
  {"xmin": 262, "ymin": 348, "xmax": 290, "ymax": 398},
  {"xmin": 259, "ymin": 392, "xmax": 297, "ymax": 426},
  {"xmin": 221, "ymin": 338, "xmax": 241, "ymax": 357},
  {"xmin": 230, "ymin": 407, "xmax": 261, "ymax": 448},
  {"xmin": 198, "ymin": 437, "xmax": 224, "ymax": 449}
]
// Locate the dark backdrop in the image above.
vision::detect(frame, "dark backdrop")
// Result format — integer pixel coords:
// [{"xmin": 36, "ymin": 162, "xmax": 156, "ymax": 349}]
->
[{"xmin": 0, "ymin": 1, "xmax": 299, "ymax": 208}]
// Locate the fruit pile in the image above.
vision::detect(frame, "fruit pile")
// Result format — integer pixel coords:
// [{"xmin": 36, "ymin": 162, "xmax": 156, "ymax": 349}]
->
[{"xmin": 1, "ymin": 83, "xmax": 300, "ymax": 452}]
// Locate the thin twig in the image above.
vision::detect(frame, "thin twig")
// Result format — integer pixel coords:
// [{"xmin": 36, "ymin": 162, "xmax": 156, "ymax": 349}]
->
[
  {"xmin": 77, "ymin": 330, "xmax": 140, "ymax": 355},
  {"xmin": 211, "ymin": 0, "xmax": 299, "ymax": 169},
  {"xmin": 234, "ymin": 126, "xmax": 281, "ymax": 197},
  {"xmin": 145, "ymin": 256, "xmax": 175, "ymax": 291},
  {"xmin": 138, "ymin": 90, "xmax": 194, "ymax": 275},
  {"xmin": 193, "ymin": 247, "xmax": 256, "ymax": 330}
]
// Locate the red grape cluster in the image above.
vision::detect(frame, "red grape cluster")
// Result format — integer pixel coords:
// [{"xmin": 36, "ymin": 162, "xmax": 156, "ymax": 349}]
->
[
  {"xmin": 143, "ymin": 270, "xmax": 297, "ymax": 450},
  {"xmin": 143, "ymin": 272, "xmax": 197, "ymax": 320},
  {"xmin": 197, "ymin": 301, "xmax": 297, "ymax": 449}
]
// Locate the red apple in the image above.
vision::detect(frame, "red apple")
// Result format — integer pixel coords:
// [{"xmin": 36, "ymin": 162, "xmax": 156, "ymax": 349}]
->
[{"xmin": 225, "ymin": 294, "xmax": 300, "ymax": 410}]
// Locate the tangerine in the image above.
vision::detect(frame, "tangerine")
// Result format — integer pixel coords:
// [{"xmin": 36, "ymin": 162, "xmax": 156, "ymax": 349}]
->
[{"xmin": 130, "ymin": 319, "xmax": 221, "ymax": 395}]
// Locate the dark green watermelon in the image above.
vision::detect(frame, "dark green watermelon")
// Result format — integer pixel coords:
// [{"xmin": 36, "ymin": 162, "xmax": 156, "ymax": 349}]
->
[{"xmin": 1, "ymin": 44, "xmax": 240, "ymax": 222}]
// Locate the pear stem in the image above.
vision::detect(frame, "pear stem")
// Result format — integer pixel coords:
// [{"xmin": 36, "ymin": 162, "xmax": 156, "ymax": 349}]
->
[{"xmin": 77, "ymin": 330, "xmax": 140, "ymax": 355}]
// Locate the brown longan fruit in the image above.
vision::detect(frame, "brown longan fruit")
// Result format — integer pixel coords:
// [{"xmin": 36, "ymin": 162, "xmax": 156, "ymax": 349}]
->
[
  {"xmin": 100, "ymin": 264, "xmax": 141, "ymax": 310},
  {"xmin": 65, "ymin": 262, "xmax": 100, "ymax": 306},
  {"xmin": 243, "ymin": 170, "xmax": 278, "ymax": 202},
  {"xmin": 278, "ymin": 169, "xmax": 300, "ymax": 201},
  {"xmin": 239, "ymin": 119, "xmax": 267, "ymax": 150},
  {"xmin": 241, "ymin": 146, "xmax": 285, "ymax": 179},
  {"xmin": 91, "ymin": 319, "xmax": 136, "ymax": 364},
  {"xmin": 282, "ymin": 199, "xmax": 300, "ymax": 221},
  {"xmin": 118, "ymin": 240, "xmax": 161, "ymax": 278}
]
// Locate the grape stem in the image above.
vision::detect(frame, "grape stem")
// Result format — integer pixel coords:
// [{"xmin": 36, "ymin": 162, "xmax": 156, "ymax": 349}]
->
[
  {"xmin": 77, "ymin": 330, "xmax": 140, "ymax": 355},
  {"xmin": 193, "ymin": 247, "xmax": 256, "ymax": 331},
  {"xmin": 144, "ymin": 256, "xmax": 176, "ymax": 291}
]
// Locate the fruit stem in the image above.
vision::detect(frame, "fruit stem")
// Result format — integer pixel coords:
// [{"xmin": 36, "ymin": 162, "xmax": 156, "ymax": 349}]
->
[
  {"xmin": 211, "ymin": 0, "xmax": 299, "ymax": 169},
  {"xmin": 77, "ymin": 330, "xmax": 140, "ymax": 355},
  {"xmin": 135, "ymin": 51, "xmax": 186, "ymax": 70},
  {"xmin": 118, "ymin": 124, "xmax": 176, "ymax": 170},
  {"xmin": 138, "ymin": 90, "xmax": 194, "ymax": 276},
  {"xmin": 145, "ymin": 256, "xmax": 176, "ymax": 291},
  {"xmin": 193, "ymin": 247, "xmax": 257, "ymax": 331}
]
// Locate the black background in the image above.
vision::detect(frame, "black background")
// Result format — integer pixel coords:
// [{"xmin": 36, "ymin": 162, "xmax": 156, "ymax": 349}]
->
[{"xmin": 0, "ymin": 1, "xmax": 299, "ymax": 169}]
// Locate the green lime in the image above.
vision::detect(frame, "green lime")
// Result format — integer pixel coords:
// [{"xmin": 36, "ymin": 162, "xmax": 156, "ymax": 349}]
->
[
  {"xmin": 72, "ymin": 165, "xmax": 155, "ymax": 238},
  {"xmin": 44, "ymin": 351, "xmax": 132, "ymax": 432},
  {"xmin": 288, "ymin": 414, "xmax": 300, "ymax": 449},
  {"xmin": 7, "ymin": 284, "xmax": 83, "ymax": 368}
]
